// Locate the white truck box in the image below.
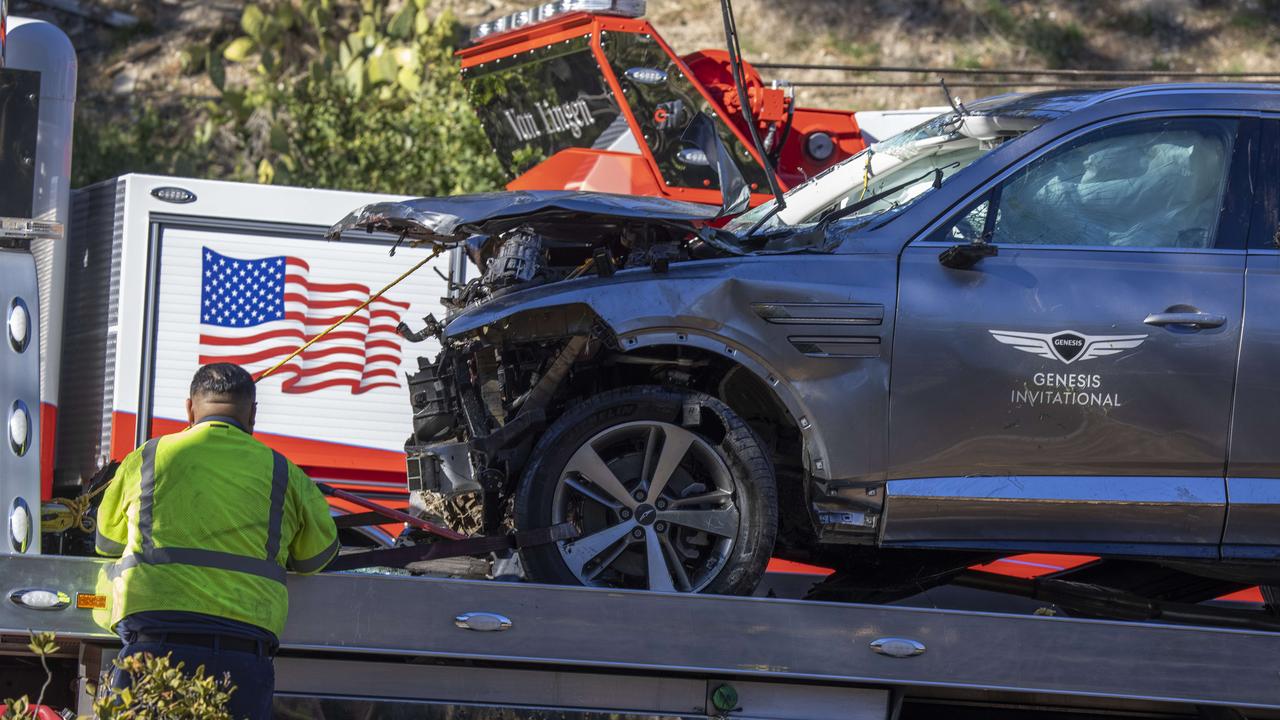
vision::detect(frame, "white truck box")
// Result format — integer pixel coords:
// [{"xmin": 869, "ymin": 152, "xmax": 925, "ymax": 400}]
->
[{"xmin": 58, "ymin": 175, "xmax": 449, "ymax": 535}]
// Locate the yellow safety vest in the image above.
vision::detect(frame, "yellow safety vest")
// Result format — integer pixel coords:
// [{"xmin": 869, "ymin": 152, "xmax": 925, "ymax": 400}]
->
[{"xmin": 94, "ymin": 420, "xmax": 339, "ymax": 636}]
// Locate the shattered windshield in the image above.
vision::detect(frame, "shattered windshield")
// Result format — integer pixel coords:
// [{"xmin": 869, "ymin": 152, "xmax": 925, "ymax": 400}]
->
[{"xmin": 723, "ymin": 104, "xmax": 1051, "ymax": 243}]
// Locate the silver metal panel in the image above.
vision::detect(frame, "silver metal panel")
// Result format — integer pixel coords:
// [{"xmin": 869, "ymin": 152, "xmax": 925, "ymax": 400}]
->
[
  {"xmin": 276, "ymin": 658, "xmax": 709, "ymax": 716},
  {"xmin": 76, "ymin": 644, "xmax": 894, "ymax": 720},
  {"xmin": 10, "ymin": 20, "xmax": 77, "ymax": 498},
  {"xmin": 5, "ymin": 555, "xmax": 1280, "ymax": 709},
  {"xmin": 56, "ymin": 178, "xmax": 126, "ymax": 484},
  {"xmin": 723, "ymin": 681, "xmax": 888, "ymax": 720},
  {"xmin": 0, "ymin": 249, "xmax": 41, "ymax": 555},
  {"xmin": 882, "ymin": 476, "xmax": 1226, "ymax": 550}
]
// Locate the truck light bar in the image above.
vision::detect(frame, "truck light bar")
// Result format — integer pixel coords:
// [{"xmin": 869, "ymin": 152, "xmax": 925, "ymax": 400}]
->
[{"xmin": 468, "ymin": 0, "xmax": 645, "ymax": 44}]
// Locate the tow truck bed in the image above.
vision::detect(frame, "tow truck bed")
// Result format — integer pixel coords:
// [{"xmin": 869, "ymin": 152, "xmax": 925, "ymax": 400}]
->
[{"xmin": 3, "ymin": 554, "xmax": 1278, "ymax": 718}]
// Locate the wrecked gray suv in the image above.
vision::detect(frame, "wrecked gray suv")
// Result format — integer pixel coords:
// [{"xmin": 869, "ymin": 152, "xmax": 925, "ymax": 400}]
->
[{"xmin": 331, "ymin": 85, "xmax": 1280, "ymax": 597}]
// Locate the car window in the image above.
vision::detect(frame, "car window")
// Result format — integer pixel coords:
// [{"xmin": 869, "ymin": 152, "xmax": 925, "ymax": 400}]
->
[
  {"xmin": 936, "ymin": 118, "xmax": 1238, "ymax": 249},
  {"xmin": 942, "ymin": 196, "xmax": 994, "ymax": 244}
]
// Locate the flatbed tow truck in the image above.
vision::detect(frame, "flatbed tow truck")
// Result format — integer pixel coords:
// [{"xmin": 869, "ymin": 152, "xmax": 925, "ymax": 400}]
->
[
  {"xmin": 4, "ymin": 7, "xmax": 1280, "ymax": 720},
  {"xmin": 4, "ymin": 552, "xmax": 1280, "ymax": 718}
]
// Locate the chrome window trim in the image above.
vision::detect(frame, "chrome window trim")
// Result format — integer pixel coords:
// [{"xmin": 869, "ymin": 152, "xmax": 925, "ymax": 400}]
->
[{"xmin": 910, "ymin": 241, "xmax": 1247, "ymax": 255}]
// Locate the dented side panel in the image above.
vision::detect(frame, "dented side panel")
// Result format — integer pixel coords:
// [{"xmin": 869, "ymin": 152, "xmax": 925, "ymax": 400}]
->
[{"xmin": 443, "ymin": 251, "xmax": 901, "ymax": 497}]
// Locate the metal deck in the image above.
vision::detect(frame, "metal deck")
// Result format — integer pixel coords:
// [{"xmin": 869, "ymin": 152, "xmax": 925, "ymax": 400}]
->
[{"xmin": 4, "ymin": 554, "xmax": 1280, "ymax": 717}]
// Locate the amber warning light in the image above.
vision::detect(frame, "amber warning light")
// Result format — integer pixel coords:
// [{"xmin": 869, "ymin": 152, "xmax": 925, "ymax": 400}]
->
[
  {"xmin": 468, "ymin": 0, "xmax": 645, "ymax": 44},
  {"xmin": 75, "ymin": 593, "xmax": 107, "ymax": 610}
]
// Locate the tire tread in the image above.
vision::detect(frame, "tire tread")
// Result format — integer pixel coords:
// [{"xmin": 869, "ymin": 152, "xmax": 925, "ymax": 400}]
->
[{"xmin": 515, "ymin": 385, "xmax": 777, "ymax": 595}]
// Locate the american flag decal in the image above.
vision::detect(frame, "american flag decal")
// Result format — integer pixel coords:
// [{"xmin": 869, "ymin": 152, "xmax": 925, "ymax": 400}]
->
[{"xmin": 198, "ymin": 247, "xmax": 408, "ymax": 394}]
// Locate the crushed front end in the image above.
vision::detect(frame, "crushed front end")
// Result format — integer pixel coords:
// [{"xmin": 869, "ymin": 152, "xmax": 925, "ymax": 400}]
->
[
  {"xmin": 326, "ymin": 190, "xmax": 729, "ymax": 537},
  {"xmin": 403, "ymin": 312, "xmax": 601, "ymax": 535}
]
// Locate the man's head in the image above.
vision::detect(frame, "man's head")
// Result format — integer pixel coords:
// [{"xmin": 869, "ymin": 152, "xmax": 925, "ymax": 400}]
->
[{"xmin": 186, "ymin": 363, "xmax": 257, "ymax": 432}]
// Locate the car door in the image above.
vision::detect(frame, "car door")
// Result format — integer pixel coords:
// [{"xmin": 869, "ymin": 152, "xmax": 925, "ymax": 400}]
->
[
  {"xmin": 1224, "ymin": 117, "xmax": 1280, "ymax": 561},
  {"xmin": 883, "ymin": 114, "xmax": 1254, "ymax": 558}
]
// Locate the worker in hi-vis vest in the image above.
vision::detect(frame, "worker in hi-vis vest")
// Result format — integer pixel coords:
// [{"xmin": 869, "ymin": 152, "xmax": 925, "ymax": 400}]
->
[{"xmin": 95, "ymin": 362, "xmax": 339, "ymax": 719}]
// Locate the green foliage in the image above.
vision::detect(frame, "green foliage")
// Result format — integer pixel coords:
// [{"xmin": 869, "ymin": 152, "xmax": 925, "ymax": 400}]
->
[
  {"xmin": 2, "ymin": 633, "xmax": 236, "ymax": 720},
  {"xmin": 978, "ymin": 1, "xmax": 1089, "ymax": 68},
  {"xmin": 72, "ymin": 101, "xmax": 222, "ymax": 188},
  {"xmin": 26, "ymin": 632, "xmax": 60, "ymax": 659},
  {"xmin": 980, "ymin": 0, "xmax": 1018, "ymax": 36},
  {"xmin": 820, "ymin": 34, "xmax": 880, "ymax": 65},
  {"xmin": 209, "ymin": 0, "xmax": 503, "ymax": 194},
  {"xmin": 73, "ymin": 0, "xmax": 503, "ymax": 196},
  {"xmin": 1106, "ymin": 7, "xmax": 1159, "ymax": 37},
  {"xmin": 0, "ymin": 697, "xmax": 32, "ymax": 720},
  {"xmin": 94, "ymin": 653, "xmax": 235, "ymax": 720},
  {"xmin": 954, "ymin": 52, "xmax": 985, "ymax": 70},
  {"xmin": 1022, "ymin": 15, "xmax": 1086, "ymax": 69},
  {"xmin": 1, "ymin": 631, "xmax": 59, "ymax": 719}
]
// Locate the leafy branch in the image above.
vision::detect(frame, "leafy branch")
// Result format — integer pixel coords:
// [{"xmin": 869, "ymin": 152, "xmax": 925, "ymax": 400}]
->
[
  {"xmin": 1, "ymin": 631, "xmax": 59, "ymax": 720},
  {"xmin": 73, "ymin": 0, "xmax": 504, "ymax": 197}
]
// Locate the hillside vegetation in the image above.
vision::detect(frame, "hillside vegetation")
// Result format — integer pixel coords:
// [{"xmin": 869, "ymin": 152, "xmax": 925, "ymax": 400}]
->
[
  {"xmin": 652, "ymin": 0, "xmax": 1280, "ymax": 108},
  {"xmin": 14, "ymin": 0, "xmax": 1280, "ymax": 191}
]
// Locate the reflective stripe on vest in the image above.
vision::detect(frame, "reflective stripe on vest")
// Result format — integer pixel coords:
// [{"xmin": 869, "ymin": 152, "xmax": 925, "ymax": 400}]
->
[
  {"xmin": 95, "ymin": 529, "xmax": 126, "ymax": 555},
  {"xmin": 110, "ymin": 437, "xmax": 290, "ymax": 585},
  {"xmin": 289, "ymin": 535, "xmax": 340, "ymax": 573}
]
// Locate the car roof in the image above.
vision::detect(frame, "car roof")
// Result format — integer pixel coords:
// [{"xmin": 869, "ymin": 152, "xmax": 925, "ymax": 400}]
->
[
  {"xmin": 970, "ymin": 82, "xmax": 1280, "ymax": 119},
  {"xmin": 1083, "ymin": 81, "xmax": 1280, "ymax": 105}
]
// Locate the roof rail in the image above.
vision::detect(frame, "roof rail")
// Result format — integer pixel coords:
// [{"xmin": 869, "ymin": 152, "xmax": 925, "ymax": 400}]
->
[{"xmin": 1078, "ymin": 81, "xmax": 1280, "ymax": 107}]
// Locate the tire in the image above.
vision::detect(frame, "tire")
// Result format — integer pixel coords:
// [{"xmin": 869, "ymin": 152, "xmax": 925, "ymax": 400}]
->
[{"xmin": 516, "ymin": 386, "xmax": 777, "ymax": 595}]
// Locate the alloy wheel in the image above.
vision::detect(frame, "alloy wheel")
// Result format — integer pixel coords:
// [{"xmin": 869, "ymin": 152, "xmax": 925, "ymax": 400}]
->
[{"xmin": 551, "ymin": 420, "xmax": 740, "ymax": 592}]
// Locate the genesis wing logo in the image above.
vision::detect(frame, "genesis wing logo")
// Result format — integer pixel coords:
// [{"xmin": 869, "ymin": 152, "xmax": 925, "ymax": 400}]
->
[{"xmin": 989, "ymin": 329, "xmax": 1147, "ymax": 365}]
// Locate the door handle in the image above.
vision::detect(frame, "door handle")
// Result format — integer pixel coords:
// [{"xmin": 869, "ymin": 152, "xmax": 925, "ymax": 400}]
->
[{"xmin": 1143, "ymin": 311, "xmax": 1226, "ymax": 329}]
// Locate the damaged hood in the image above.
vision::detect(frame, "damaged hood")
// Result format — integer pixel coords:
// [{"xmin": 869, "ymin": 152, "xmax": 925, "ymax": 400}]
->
[{"xmin": 326, "ymin": 190, "xmax": 719, "ymax": 244}]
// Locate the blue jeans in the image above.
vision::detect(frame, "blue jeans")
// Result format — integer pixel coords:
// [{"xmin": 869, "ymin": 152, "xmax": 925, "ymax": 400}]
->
[{"xmin": 111, "ymin": 637, "xmax": 275, "ymax": 720}]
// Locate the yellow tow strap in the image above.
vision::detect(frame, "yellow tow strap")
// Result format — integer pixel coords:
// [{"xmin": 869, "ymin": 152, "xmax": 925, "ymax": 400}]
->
[
  {"xmin": 857, "ymin": 150, "xmax": 874, "ymax": 202},
  {"xmin": 255, "ymin": 245, "xmax": 445, "ymax": 383},
  {"xmin": 43, "ymin": 487, "xmax": 106, "ymax": 534}
]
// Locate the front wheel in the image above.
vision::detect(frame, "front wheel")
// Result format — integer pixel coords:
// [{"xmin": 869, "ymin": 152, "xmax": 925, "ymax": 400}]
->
[{"xmin": 516, "ymin": 386, "xmax": 777, "ymax": 594}]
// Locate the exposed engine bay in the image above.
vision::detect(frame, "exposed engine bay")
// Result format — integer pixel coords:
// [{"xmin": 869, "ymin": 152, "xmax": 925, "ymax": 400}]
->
[
  {"xmin": 455, "ymin": 220, "xmax": 693, "ymax": 309},
  {"xmin": 327, "ymin": 191, "xmax": 776, "ymax": 536}
]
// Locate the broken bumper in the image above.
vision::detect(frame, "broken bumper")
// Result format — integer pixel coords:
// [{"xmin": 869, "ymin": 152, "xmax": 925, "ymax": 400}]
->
[{"xmin": 407, "ymin": 440, "xmax": 480, "ymax": 497}]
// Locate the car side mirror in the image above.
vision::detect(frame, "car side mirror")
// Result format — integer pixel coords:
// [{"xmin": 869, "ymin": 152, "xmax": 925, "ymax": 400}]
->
[{"xmin": 938, "ymin": 236, "xmax": 998, "ymax": 270}]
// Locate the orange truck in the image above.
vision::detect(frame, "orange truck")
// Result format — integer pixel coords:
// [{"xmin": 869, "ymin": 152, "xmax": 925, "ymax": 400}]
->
[{"xmin": 456, "ymin": 1, "xmax": 933, "ymax": 204}]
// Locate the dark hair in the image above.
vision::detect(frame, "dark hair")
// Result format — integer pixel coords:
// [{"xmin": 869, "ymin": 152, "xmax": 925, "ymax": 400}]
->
[{"xmin": 189, "ymin": 363, "xmax": 256, "ymax": 403}]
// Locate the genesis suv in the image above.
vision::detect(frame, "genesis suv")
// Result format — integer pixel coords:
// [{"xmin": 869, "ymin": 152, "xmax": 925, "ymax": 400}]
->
[{"xmin": 331, "ymin": 85, "xmax": 1280, "ymax": 600}]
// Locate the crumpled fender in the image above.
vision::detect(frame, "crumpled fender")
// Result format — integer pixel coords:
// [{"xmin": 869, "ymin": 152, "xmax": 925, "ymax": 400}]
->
[{"xmin": 444, "ymin": 258, "xmax": 847, "ymax": 481}]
